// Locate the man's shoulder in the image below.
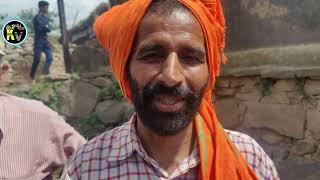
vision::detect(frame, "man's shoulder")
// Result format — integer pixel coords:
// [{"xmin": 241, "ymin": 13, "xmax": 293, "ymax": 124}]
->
[
  {"xmin": 1, "ymin": 93, "xmax": 59, "ymax": 118},
  {"xmin": 68, "ymin": 121, "xmax": 131, "ymax": 165},
  {"xmin": 33, "ymin": 13, "xmax": 40, "ymax": 21},
  {"xmin": 225, "ymin": 130, "xmax": 279, "ymax": 180}
]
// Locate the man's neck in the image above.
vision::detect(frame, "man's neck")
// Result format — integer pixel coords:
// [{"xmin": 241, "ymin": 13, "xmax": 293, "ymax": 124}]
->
[{"xmin": 136, "ymin": 117, "xmax": 196, "ymax": 175}]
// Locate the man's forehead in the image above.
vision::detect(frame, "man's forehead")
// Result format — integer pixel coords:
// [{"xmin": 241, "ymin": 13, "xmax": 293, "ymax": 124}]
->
[{"xmin": 136, "ymin": 9, "xmax": 204, "ymax": 42}]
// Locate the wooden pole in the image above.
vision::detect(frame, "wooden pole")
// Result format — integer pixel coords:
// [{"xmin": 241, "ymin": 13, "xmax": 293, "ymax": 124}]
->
[{"xmin": 57, "ymin": 0, "xmax": 72, "ymax": 73}]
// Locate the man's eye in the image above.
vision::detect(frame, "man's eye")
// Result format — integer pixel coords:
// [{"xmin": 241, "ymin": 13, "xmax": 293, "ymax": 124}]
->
[
  {"xmin": 181, "ymin": 56, "xmax": 204, "ymax": 65},
  {"xmin": 138, "ymin": 53, "xmax": 163, "ymax": 62}
]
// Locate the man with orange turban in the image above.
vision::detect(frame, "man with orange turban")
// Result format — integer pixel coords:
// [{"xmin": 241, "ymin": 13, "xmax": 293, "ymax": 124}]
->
[{"xmin": 63, "ymin": 0, "xmax": 279, "ymax": 179}]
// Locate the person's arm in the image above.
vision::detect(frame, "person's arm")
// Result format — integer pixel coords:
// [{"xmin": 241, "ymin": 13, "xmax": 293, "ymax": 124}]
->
[
  {"xmin": 34, "ymin": 15, "xmax": 51, "ymax": 33},
  {"xmin": 49, "ymin": 115, "xmax": 87, "ymax": 169}
]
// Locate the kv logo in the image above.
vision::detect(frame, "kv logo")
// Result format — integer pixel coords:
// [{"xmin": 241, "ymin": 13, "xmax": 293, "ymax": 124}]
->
[{"xmin": 2, "ymin": 20, "xmax": 28, "ymax": 45}]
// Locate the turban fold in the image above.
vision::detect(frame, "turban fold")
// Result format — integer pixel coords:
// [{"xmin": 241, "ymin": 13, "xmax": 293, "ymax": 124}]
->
[{"xmin": 94, "ymin": 0, "xmax": 258, "ymax": 179}]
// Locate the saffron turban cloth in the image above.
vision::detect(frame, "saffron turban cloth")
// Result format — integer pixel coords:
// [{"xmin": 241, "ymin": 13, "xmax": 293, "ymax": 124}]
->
[{"xmin": 94, "ymin": 0, "xmax": 258, "ymax": 179}]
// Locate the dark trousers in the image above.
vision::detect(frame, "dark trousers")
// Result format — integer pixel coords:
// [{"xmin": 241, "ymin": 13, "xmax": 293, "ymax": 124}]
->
[{"xmin": 30, "ymin": 42, "xmax": 53, "ymax": 79}]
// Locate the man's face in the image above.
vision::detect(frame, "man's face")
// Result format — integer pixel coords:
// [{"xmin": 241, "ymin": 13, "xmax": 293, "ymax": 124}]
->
[
  {"xmin": 40, "ymin": 5, "xmax": 49, "ymax": 14},
  {"xmin": 128, "ymin": 9, "xmax": 209, "ymax": 136}
]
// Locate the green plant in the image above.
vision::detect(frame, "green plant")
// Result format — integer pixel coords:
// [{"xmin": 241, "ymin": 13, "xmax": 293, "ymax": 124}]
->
[
  {"xmin": 15, "ymin": 80, "xmax": 61, "ymax": 112},
  {"xmin": 257, "ymin": 78, "xmax": 276, "ymax": 97},
  {"xmin": 74, "ymin": 113, "xmax": 106, "ymax": 139},
  {"xmin": 17, "ymin": 8, "xmax": 60, "ymax": 33},
  {"xmin": 102, "ymin": 76, "xmax": 123, "ymax": 100},
  {"xmin": 28, "ymin": 80, "xmax": 46, "ymax": 99},
  {"xmin": 17, "ymin": 8, "xmax": 35, "ymax": 32},
  {"xmin": 71, "ymin": 72, "xmax": 81, "ymax": 80},
  {"xmin": 295, "ymin": 77, "xmax": 306, "ymax": 95}
]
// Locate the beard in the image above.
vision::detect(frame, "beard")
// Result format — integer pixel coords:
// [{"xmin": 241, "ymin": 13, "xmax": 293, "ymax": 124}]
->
[{"xmin": 128, "ymin": 75, "xmax": 206, "ymax": 136}]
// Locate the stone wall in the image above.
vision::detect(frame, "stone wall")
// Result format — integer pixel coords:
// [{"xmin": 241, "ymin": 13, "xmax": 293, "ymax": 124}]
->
[
  {"xmin": 223, "ymin": 0, "xmax": 320, "ymax": 50},
  {"xmin": 215, "ymin": 77, "xmax": 318, "ymax": 156},
  {"xmin": 214, "ymin": 44, "xmax": 320, "ymax": 179}
]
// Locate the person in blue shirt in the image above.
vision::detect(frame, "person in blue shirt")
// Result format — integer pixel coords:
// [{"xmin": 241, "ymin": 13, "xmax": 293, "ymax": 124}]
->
[{"xmin": 30, "ymin": 1, "xmax": 52, "ymax": 79}]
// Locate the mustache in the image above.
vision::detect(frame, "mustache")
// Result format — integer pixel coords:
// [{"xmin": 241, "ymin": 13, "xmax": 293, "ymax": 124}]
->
[{"xmin": 143, "ymin": 83, "xmax": 194, "ymax": 99}]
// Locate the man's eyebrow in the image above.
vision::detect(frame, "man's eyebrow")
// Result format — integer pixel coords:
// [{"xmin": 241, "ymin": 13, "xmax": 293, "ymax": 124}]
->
[
  {"xmin": 180, "ymin": 45, "xmax": 206, "ymax": 57},
  {"xmin": 137, "ymin": 43, "xmax": 165, "ymax": 55}
]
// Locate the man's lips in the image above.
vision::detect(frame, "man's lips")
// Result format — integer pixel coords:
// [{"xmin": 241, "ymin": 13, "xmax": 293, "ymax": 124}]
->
[{"xmin": 152, "ymin": 95, "xmax": 185, "ymax": 112}]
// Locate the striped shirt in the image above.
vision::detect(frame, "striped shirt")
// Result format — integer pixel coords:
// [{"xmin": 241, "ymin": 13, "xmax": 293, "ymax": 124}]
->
[
  {"xmin": 0, "ymin": 92, "xmax": 86, "ymax": 179},
  {"xmin": 63, "ymin": 114, "xmax": 279, "ymax": 180}
]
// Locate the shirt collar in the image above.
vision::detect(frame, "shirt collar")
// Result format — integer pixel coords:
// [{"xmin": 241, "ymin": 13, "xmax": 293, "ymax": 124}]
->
[
  {"xmin": 105, "ymin": 113, "xmax": 146, "ymax": 162},
  {"xmin": 105, "ymin": 113, "xmax": 199, "ymax": 164}
]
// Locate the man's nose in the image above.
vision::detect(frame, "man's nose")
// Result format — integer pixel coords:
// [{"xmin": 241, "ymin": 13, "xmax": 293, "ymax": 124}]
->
[{"xmin": 157, "ymin": 52, "xmax": 184, "ymax": 87}]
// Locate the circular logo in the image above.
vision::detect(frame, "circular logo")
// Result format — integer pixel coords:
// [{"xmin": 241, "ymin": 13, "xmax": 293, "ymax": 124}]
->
[{"xmin": 2, "ymin": 20, "xmax": 28, "ymax": 45}]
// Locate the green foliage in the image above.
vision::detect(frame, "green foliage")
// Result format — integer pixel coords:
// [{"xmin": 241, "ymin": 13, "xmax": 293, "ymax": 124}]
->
[
  {"xmin": 74, "ymin": 113, "xmax": 106, "ymax": 139},
  {"xmin": 0, "ymin": 13, "xmax": 8, "ymax": 28},
  {"xmin": 102, "ymin": 76, "xmax": 123, "ymax": 100},
  {"xmin": 17, "ymin": 9, "xmax": 35, "ymax": 32},
  {"xmin": 47, "ymin": 11, "xmax": 59, "ymax": 31},
  {"xmin": 257, "ymin": 78, "xmax": 276, "ymax": 97},
  {"xmin": 16, "ymin": 80, "xmax": 61, "ymax": 111},
  {"xmin": 71, "ymin": 72, "xmax": 81, "ymax": 80},
  {"xmin": 295, "ymin": 77, "xmax": 306, "ymax": 95},
  {"xmin": 28, "ymin": 80, "xmax": 46, "ymax": 98},
  {"xmin": 17, "ymin": 8, "xmax": 60, "ymax": 33}
]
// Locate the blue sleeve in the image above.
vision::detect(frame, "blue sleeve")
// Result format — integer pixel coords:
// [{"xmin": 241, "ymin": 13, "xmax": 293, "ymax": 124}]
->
[{"xmin": 33, "ymin": 15, "xmax": 51, "ymax": 33}]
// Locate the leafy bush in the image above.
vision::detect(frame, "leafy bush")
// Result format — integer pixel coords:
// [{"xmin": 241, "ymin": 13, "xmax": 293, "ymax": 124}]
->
[
  {"xmin": 257, "ymin": 78, "xmax": 276, "ymax": 97},
  {"xmin": 102, "ymin": 76, "xmax": 123, "ymax": 100},
  {"xmin": 15, "ymin": 79, "xmax": 60, "ymax": 111},
  {"xmin": 74, "ymin": 113, "xmax": 106, "ymax": 139},
  {"xmin": 17, "ymin": 8, "xmax": 60, "ymax": 33}
]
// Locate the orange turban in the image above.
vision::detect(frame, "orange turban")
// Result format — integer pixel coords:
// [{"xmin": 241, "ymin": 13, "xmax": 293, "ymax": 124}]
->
[{"xmin": 94, "ymin": 0, "xmax": 257, "ymax": 179}]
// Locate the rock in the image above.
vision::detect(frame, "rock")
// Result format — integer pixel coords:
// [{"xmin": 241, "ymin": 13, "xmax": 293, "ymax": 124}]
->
[
  {"xmin": 4, "ymin": 48, "xmax": 15, "ymax": 54},
  {"xmin": 239, "ymin": 78, "xmax": 258, "ymax": 93},
  {"xmin": 24, "ymin": 55, "xmax": 33, "ymax": 62},
  {"xmin": 24, "ymin": 45, "xmax": 34, "ymax": 52},
  {"xmin": 287, "ymin": 91, "xmax": 304, "ymax": 104},
  {"xmin": 244, "ymin": 103, "xmax": 305, "ymax": 139},
  {"xmin": 215, "ymin": 78, "xmax": 230, "ymax": 88},
  {"xmin": 72, "ymin": 82, "xmax": 101, "ymax": 118},
  {"xmin": 95, "ymin": 100, "xmax": 130, "ymax": 125},
  {"xmin": 215, "ymin": 88, "xmax": 236, "ymax": 96},
  {"xmin": 305, "ymin": 80, "xmax": 320, "ymax": 96},
  {"xmin": 6, "ymin": 48, "xmax": 24, "ymax": 54},
  {"xmin": 291, "ymin": 140, "xmax": 317, "ymax": 155},
  {"xmin": 1, "ymin": 53, "xmax": 20, "ymax": 62},
  {"xmin": 71, "ymin": 45, "xmax": 108, "ymax": 74},
  {"xmin": 80, "ymin": 72, "xmax": 107, "ymax": 78},
  {"xmin": 261, "ymin": 131, "xmax": 284, "ymax": 145},
  {"xmin": 91, "ymin": 77, "xmax": 112, "ymax": 88},
  {"xmin": 271, "ymin": 80, "xmax": 298, "ymax": 92},
  {"xmin": 235, "ymin": 91, "xmax": 260, "ymax": 102},
  {"xmin": 278, "ymin": 157, "xmax": 320, "ymax": 180},
  {"xmin": 46, "ymin": 74, "xmax": 71, "ymax": 81},
  {"xmin": 272, "ymin": 149, "xmax": 290, "ymax": 166},
  {"xmin": 312, "ymin": 145, "xmax": 320, "ymax": 161},
  {"xmin": 306, "ymin": 109, "xmax": 320, "ymax": 134},
  {"xmin": 122, "ymin": 103, "xmax": 135, "ymax": 123},
  {"xmin": 215, "ymin": 98, "xmax": 246, "ymax": 129},
  {"xmin": 56, "ymin": 80, "xmax": 74, "ymax": 116},
  {"xmin": 230, "ymin": 78, "xmax": 244, "ymax": 88},
  {"xmin": 261, "ymin": 144, "xmax": 289, "ymax": 166},
  {"xmin": 260, "ymin": 92, "xmax": 290, "ymax": 104},
  {"xmin": 39, "ymin": 89, "xmax": 52, "ymax": 103}
]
